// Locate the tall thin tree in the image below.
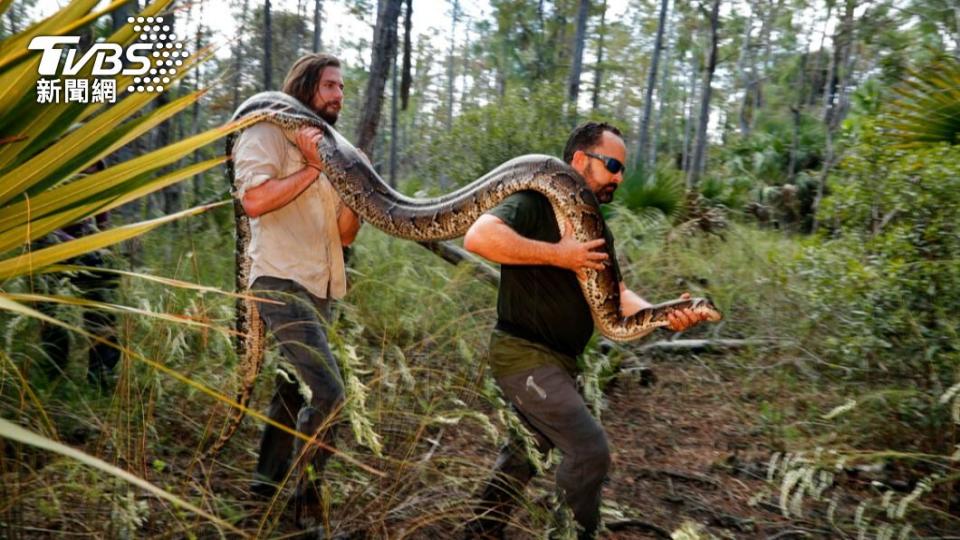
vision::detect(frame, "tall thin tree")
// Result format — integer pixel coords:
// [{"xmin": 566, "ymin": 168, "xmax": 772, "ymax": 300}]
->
[
  {"xmin": 445, "ymin": 0, "xmax": 459, "ymax": 132},
  {"xmin": 355, "ymin": 0, "xmax": 403, "ymax": 158},
  {"xmin": 638, "ymin": 0, "xmax": 671, "ymax": 172},
  {"xmin": 389, "ymin": 52, "xmax": 399, "ymax": 187},
  {"xmin": 400, "ymin": 0, "xmax": 413, "ymax": 110},
  {"xmin": 263, "ymin": 0, "xmax": 273, "ymax": 90},
  {"xmin": 687, "ymin": 0, "xmax": 720, "ymax": 190},
  {"xmin": 567, "ymin": 0, "xmax": 591, "ymax": 116},
  {"xmin": 651, "ymin": 0, "xmax": 675, "ymax": 170},
  {"xmin": 313, "ymin": 0, "xmax": 322, "ymax": 52},
  {"xmin": 591, "ymin": 0, "xmax": 608, "ymax": 112}
]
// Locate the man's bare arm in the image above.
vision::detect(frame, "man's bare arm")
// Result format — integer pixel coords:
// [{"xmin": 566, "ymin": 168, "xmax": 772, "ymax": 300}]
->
[
  {"xmin": 241, "ymin": 127, "xmax": 324, "ymax": 218},
  {"xmin": 463, "ymin": 214, "xmax": 608, "ymax": 279},
  {"xmin": 619, "ymin": 282, "xmax": 652, "ymax": 317},
  {"xmin": 241, "ymin": 166, "xmax": 320, "ymax": 218}
]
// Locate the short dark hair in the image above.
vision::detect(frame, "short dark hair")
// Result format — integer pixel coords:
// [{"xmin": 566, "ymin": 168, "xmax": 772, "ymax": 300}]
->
[
  {"xmin": 562, "ymin": 122, "xmax": 624, "ymax": 164},
  {"xmin": 282, "ymin": 53, "xmax": 341, "ymax": 108}
]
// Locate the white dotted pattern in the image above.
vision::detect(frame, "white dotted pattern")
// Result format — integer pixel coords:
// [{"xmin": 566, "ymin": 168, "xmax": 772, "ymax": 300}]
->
[{"xmin": 126, "ymin": 15, "xmax": 187, "ymax": 94}]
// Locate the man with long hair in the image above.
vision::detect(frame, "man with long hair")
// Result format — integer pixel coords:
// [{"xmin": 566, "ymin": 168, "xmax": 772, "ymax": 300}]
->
[{"xmin": 233, "ymin": 53, "xmax": 361, "ymax": 530}]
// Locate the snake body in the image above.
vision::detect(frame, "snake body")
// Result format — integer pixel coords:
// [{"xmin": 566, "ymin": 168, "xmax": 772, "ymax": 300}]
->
[{"xmin": 206, "ymin": 92, "xmax": 721, "ymax": 458}]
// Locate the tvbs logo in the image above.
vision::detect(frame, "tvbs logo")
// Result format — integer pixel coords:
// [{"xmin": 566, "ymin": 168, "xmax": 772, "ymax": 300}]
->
[{"xmin": 28, "ymin": 16, "xmax": 188, "ymax": 104}]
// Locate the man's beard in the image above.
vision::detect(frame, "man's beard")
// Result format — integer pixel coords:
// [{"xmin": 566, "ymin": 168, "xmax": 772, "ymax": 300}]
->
[
  {"xmin": 586, "ymin": 161, "xmax": 617, "ymax": 203},
  {"xmin": 596, "ymin": 185, "xmax": 617, "ymax": 204},
  {"xmin": 318, "ymin": 105, "xmax": 339, "ymax": 125},
  {"xmin": 314, "ymin": 99, "xmax": 340, "ymax": 125}
]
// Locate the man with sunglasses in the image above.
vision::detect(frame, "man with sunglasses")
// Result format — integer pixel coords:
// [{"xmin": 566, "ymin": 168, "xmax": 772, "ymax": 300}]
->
[{"xmin": 463, "ymin": 122, "xmax": 708, "ymax": 539}]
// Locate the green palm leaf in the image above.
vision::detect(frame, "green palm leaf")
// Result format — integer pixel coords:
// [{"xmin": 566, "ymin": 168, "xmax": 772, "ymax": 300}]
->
[{"xmin": 883, "ymin": 56, "xmax": 960, "ymax": 146}]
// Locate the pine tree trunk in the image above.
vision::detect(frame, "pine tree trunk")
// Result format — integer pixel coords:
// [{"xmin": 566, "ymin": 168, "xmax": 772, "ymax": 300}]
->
[
  {"xmin": 813, "ymin": 0, "xmax": 856, "ymax": 232},
  {"xmin": 445, "ymin": 0, "xmax": 459, "ymax": 132},
  {"xmin": 460, "ymin": 19, "xmax": 471, "ymax": 107},
  {"xmin": 637, "ymin": 0, "xmax": 670, "ymax": 172},
  {"xmin": 567, "ymin": 0, "xmax": 590, "ymax": 113},
  {"xmin": 687, "ymin": 0, "xmax": 720, "ymax": 190},
  {"xmin": 749, "ymin": 0, "xmax": 783, "ymax": 132},
  {"xmin": 681, "ymin": 50, "xmax": 698, "ymax": 172},
  {"xmin": 389, "ymin": 52, "xmax": 399, "ymax": 188},
  {"xmin": 232, "ymin": 0, "xmax": 250, "ymax": 112},
  {"xmin": 313, "ymin": 0, "xmax": 322, "ymax": 52},
  {"xmin": 735, "ymin": 1, "xmax": 755, "ymax": 136},
  {"xmin": 264, "ymin": 0, "xmax": 273, "ymax": 90},
  {"xmin": 808, "ymin": 0, "xmax": 832, "ymax": 106},
  {"xmin": 355, "ymin": 0, "xmax": 403, "ymax": 158},
  {"xmin": 591, "ymin": 0, "xmax": 608, "ymax": 112},
  {"xmin": 400, "ymin": 0, "xmax": 412, "ymax": 110},
  {"xmin": 651, "ymin": 0, "xmax": 674, "ymax": 170}
]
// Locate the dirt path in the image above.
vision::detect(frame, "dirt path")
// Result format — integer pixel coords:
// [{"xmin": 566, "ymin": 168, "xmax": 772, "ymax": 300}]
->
[{"xmin": 599, "ymin": 358, "xmax": 791, "ymax": 539}]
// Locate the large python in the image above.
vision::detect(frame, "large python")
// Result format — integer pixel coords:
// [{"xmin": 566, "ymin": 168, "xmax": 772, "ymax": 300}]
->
[{"xmin": 206, "ymin": 92, "xmax": 722, "ymax": 458}]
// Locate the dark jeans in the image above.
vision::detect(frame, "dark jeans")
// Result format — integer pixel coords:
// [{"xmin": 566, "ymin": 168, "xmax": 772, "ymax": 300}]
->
[
  {"xmin": 36, "ymin": 251, "xmax": 120, "ymax": 385},
  {"xmin": 250, "ymin": 276, "xmax": 345, "ymax": 510},
  {"xmin": 469, "ymin": 363, "xmax": 611, "ymax": 539}
]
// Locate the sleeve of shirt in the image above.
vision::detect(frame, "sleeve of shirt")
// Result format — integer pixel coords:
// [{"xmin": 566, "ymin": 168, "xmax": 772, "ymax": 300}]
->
[
  {"xmin": 487, "ymin": 191, "xmax": 543, "ymax": 237},
  {"xmin": 232, "ymin": 123, "xmax": 288, "ymax": 201}
]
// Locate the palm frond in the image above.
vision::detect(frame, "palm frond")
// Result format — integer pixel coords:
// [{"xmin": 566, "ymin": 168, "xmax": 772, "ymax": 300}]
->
[{"xmin": 882, "ymin": 56, "xmax": 960, "ymax": 146}]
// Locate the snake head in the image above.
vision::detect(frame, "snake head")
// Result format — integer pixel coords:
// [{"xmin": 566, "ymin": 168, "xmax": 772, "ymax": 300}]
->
[{"xmin": 690, "ymin": 297, "xmax": 723, "ymax": 322}]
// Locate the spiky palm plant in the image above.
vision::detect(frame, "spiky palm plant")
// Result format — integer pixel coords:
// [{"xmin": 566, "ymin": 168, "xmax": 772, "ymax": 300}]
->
[
  {"xmin": 0, "ymin": 0, "xmax": 249, "ymax": 305},
  {"xmin": 0, "ymin": 1, "xmax": 250, "ymax": 530},
  {"xmin": 883, "ymin": 55, "xmax": 960, "ymax": 146}
]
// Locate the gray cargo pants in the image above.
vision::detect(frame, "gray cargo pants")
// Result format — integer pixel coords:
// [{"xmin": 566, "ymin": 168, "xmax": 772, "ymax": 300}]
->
[
  {"xmin": 249, "ymin": 276, "xmax": 345, "ymax": 511},
  {"xmin": 469, "ymin": 362, "xmax": 611, "ymax": 539}
]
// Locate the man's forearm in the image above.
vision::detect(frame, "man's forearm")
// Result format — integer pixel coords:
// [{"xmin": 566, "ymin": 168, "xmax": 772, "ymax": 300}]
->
[
  {"xmin": 619, "ymin": 283, "xmax": 652, "ymax": 317},
  {"xmin": 241, "ymin": 165, "xmax": 319, "ymax": 218},
  {"xmin": 464, "ymin": 218, "xmax": 562, "ymax": 266}
]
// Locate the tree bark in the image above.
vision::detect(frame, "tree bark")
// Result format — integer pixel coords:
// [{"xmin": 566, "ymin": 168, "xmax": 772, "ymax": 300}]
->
[
  {"xmin": 681, "ymin": 49, "xmax": 698, "ymax": 172},
  {"xmin": 445, "ymin": 0, "xmax": 459, "ymax": 132},
  {"xmin": 232, "ymin": 0, "xmax": 250, "ymax": 112},
  {"xmin": 591, "ymin": 0, "xmax": 608, "ymax": 112},
  {"xmin": 812, "ymin": 0, "xmax": 856, "ymax": 233},
  {"xmin": 400, "ymin": 0, "xmax": 413, "ymax": 110},
  {"xmin": 748, "ymin": 0, "xmax": 783, "ymax": 132},
  {"xmin": 807, "ymin": 0, "xmax": 832, "ymax": 107},
  {"xmin": 263, "ymin": 0, "xmax": 273, "ymax": 90},
  {"xmin": 687, "ymin": 0, "xmax": 720, "ymax": 190},
  {"xmin": 651, "ymin": 1, "xmax": 674, "ymax": 170},
  {"xmin": 355, "ymin": 0, "xmax": 403, "ymax": 158},
  {"xmin": 567, "ymin": 0, "xmax": 590, "ymax": 113},
  {"xmin": 735, "ymin": 0, "xmax": 755, "ymax": 136},
  {"xmin": 389, "ymin": 52, "xmax": 399, "ymax": 188},
  {"xmin": 313, "ymin": 0, "xmax": 322, "ymax": 52},
  {"xmin": 637, "ymin": 0, "xmax": 670, "ymax": 172}
]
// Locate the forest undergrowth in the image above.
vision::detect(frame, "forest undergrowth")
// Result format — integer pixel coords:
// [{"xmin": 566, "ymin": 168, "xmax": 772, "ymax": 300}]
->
[{"xmin": 1, "ymin": 208, "xmax": 957, "ymax": 539}]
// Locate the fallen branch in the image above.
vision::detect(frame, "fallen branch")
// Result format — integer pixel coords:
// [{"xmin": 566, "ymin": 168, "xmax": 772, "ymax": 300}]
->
[
  {"xmin": 634, "ymin": 338, "xmax": 795, "ymax": 354},
  {"xmin": 636, "ymin": 467, "xmax": 722, "ymax": 489},
  {"xmin": 418, "ymin": 241, "xmax": 500, "ymax": 288}
]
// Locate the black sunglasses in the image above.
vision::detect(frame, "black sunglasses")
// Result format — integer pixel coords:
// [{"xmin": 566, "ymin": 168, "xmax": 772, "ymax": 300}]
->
[{"xmin": 584, "ymin": 152, "xmax": 625, "ymax": 174}]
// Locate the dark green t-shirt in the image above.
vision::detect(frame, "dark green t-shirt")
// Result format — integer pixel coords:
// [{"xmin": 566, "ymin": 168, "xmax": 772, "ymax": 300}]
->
[{"xmin": 488, "ymin": 190, "xmax": 621, "ymax": 370}]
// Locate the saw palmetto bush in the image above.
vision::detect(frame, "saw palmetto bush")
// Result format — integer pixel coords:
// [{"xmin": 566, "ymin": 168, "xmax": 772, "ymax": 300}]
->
[
  {"xmin": 775, "ymin": 59, "xmax": 960, "ymax": 537},
  {"xmin": 882, "ymin": 54, "xmax": 960, "ymax": 146},
  {"xmin": 0, "ymin": 0, "xmax": 253, "ymax": 535}
]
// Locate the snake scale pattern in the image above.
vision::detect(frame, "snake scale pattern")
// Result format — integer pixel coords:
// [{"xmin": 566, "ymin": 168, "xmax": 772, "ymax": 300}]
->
[{"xmin": 205, "ymin": 92, "xmax": 722, "ymax": 459}]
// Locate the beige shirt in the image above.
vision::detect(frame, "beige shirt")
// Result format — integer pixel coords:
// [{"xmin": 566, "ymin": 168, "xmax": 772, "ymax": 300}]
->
[{"xmin": 233, "ymin": 122, "xmax": 347, "ymax": 299}]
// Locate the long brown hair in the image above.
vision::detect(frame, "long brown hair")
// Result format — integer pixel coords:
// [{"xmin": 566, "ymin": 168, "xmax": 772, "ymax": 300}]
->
[{"xmin": 281, "ymin": 53, "xmax": 341, "ymax": 110}]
